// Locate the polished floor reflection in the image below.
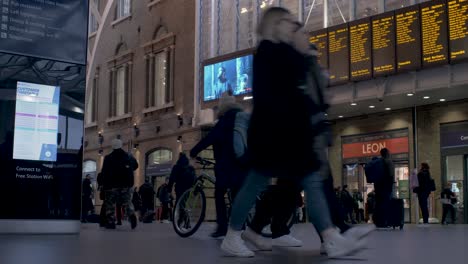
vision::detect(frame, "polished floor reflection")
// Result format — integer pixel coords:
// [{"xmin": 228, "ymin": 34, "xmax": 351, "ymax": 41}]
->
[{"xmin": 0, "ymin": 222, "xmax": 466, "ymax": 264}]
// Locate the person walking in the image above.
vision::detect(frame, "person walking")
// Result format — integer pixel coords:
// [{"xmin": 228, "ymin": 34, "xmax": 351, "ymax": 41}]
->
[
  {"xmin": 101, "ymin": 139, "xmax": 139, "ymax": 230},
  {"xmin": 190, "ymin": 92, "xmax": 248, "ymax": 238},
  {"xmin": 220, "ymin": 7, "xmax": 367, "ymax": 258},
  {"xmin": 168, "ymin": 153, "xmax": 196, "ymax": 202},
  {"xmin": 441, "ymin": 183, "xmax": 457, "ymax": 225},
  {"xmin": 414, "ymin": 163, "xmax": 433, "ymax": 227},
  {"xmin": 157, "ymin": 178, "xmax": 172, "ymax": 223},
  {"xmin": 373, "ymin": 148, "xmax": 395, "ymax": 228},
  {"xmin": 341, "ymin": 185, "xmax": 356, "ymax": 224},
  {"xmin": 81, "ymin": 174, "xmax": 94, "ymax": 223}
]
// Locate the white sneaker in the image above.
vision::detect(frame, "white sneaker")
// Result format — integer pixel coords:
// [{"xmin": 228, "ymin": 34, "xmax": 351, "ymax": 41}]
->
[
  {"xmin": 322, "ymin": 228, "xmax": 366, "ymax": 259},
  {"xmin": 221, "ymin": 229, "xmax": 255, "ymax": 258},
  {"xmin": 343, "ymin": 225, "xmax": 376, "ymax": 240},
  {"xmin": 241, "ymin": 227, "xmax": 272, "ymax": 251},
  {"xmin": 320, "ymin": 243, "xmax": 327, "ymax": 255},
  {"xmin": 272, "ymin": 235, "xmax": 303, "ymax": 247}
]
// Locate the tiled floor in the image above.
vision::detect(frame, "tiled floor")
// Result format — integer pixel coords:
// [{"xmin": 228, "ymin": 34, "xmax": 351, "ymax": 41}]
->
[{"xmin": 0, "ymin": 222, "xmax": 466, "ymax": 264}]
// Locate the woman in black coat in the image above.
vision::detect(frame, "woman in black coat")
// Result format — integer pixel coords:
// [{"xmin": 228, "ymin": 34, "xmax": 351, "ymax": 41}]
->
[{"xmin": 415, "ymin": 163, "xmax": 432, "ymax": 225}]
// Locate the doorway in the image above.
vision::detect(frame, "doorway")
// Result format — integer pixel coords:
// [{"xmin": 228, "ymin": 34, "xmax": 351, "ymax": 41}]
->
[{"xmin": 444, "ymin": 155, "xmax": 467, "ymax": 224}]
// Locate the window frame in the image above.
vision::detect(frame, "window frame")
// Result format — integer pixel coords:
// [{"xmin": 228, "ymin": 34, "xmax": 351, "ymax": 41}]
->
[
  {"xmin": 142, "ymin": 32, "xmax": 175, "ymax": 113},
  {"xmin": 106, "ymin": 50, "xmax": 134, "ymax": 122}
]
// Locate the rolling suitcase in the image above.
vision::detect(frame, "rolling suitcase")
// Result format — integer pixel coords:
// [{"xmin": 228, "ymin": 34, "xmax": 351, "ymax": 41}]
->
[{"xmin": 388, "ymin": 198, "xmax": 404, "ymax": 230}]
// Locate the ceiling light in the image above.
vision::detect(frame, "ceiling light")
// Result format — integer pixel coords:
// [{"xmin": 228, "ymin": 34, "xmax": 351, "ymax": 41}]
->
[
  {"xmin": 243, "ymin": 96, "xmax": 253, "ymax": 100},
  {"xmin": 423, "ymin": 96, "xmax": 430, "ymax": 99},
  {"xmin": 350, "ymin": 102, "xmax": 357, "ymax": 106},
  {"xmin": 385, "ymin": 108, "xmax": 391, "ymax": 111},
  {"xmin": 407, "ymin": 93, "xmax": 414, "ymax": 96},
  {"xmin": 338, "ymin": 115, "xmax": 344, "ymax": 118},
  {"xmin": 369, "ymin": 105, "xmax": 375, "ymax": 109},
  {"xmin": 440, "ymin": 98, "xmax": 446, "ymax": 102}
]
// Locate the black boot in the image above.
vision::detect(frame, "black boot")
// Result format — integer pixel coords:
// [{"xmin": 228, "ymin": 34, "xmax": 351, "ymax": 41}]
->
[{"xmin": 130, "ymin": 214, "xmax": 138, "ymax": 229}]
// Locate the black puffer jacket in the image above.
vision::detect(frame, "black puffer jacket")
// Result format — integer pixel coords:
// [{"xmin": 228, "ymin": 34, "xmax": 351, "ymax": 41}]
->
[
  {"xmin": 101, "ymin": 149, "xmax": 138, "ymax": 190},
  {"xmin": 248, "ymin": 40, "xmax": 320, "ymax": 177}
]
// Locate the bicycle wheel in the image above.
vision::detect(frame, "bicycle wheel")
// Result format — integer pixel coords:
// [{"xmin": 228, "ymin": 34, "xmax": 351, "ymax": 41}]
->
[{"xmin": 172, "ymin": 187, "xmax": 206, "ymax": 238}]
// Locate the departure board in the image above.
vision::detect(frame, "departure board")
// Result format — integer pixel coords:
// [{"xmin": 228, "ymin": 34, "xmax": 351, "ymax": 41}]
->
[
  {"xmin": 421, "ymin": 0, "xmax": 449, "ymax": 67},
  {"xmin": 396, "ymin": 5, "xmax": 421, "ymax": 72},
  {"xmin": 349, "ymin": 18, "xmax": 372, "ymax": 81},
  {"xmin": 309, "ymin": 29, "xmax": 329, "ymax": 69},
  {"xmin": 328, "ymin": 24, "xmax": 349, "ymax": 85},
  {"xmin": 448, "ymin": 0, "xmax": 468, "ymax": 63},
  {"xmin": 372, "ymin": 12, "xmax": 396, "ymax": 77}
]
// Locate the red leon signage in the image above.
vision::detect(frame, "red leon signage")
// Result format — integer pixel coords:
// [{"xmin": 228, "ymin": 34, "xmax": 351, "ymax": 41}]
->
[{"xmin": 342, "ymin": 137, "xmax": 409, "ymax": 159}]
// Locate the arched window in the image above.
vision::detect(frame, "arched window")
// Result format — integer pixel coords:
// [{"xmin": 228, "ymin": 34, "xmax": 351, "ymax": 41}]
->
[
  {"xmin": 83, "ymin": 160, "xmax": 97, "ymax": 179},
  {"xmin": 108, "ymin": 41, "xmax": 133, "ymax": 118},
  {"xmin": 148, "ymin": 148, "xmax": 173, "ymax": 165},
  {"xmin": 146, "ymin": 148, "xmax": 173, "ymax": 177}
]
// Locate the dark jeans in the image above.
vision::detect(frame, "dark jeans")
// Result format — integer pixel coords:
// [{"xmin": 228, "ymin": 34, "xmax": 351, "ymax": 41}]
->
[
  {"xmin": 249, "ymin": 179, "xmax": 299, "ymax": 239},
  {"xmin": 215, "ymin": 186, "xmax": 239, "ymax": 233},
  {"xmin": 418, "ymin": 193, "xmax": 429, "ymax": 224},
  {"xmin": 161, "ymin": 202, "xmax": 170, "ymax": 221},
  {"xmin": 374, "ymin": 190, "xmax": 392, "ymax": 227},
  {"xmin": 442, "ymin": 204, "xmax": 456, "ymax": 224},
  {"xmin": 316, "ymin": 176, "xmax": 351, "ymax": 243}
]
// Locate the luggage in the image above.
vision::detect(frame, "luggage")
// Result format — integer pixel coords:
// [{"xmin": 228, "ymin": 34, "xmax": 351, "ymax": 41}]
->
[{"xmin": 388, "ymin": 198, "xmax": 404, "ymax": 230}]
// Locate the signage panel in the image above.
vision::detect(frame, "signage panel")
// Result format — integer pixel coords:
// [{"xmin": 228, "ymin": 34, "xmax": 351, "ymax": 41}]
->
[
  {"xmin": 328, "ymin": 24, "xmax": 349, "ymax": 86},
  {"xmin": 342, "ymin": 137, "xmax": 410, "ymax": 159},
  {"xmin": 309, "ymin": 29, "xmax": 329, "ymax": 69},
  {"xmin": 421, "ymin": 0, "xmax": 449, "ymax": 67},
  {"xmin": 0, "ymin": 0, "xmax": 88, "ymax": 64},
  {"xmin": 372, "ymin": 12, "xmax": 397, "ymax": 77},
  {"xmin": 350, "ymin": 18, "xmax": 372, "ymax": 81},
  {"xmin": 448, "ymin": 0, "xmax": 468, "ymax": 63},
  {"xmin": 396, "ymin": 5, "xmax": 422, "ymax": 72}
]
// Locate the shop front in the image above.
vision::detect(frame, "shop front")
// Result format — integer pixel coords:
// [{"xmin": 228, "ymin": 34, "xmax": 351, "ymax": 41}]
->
[
  {"xmin": 341, "ymin": 129, "xmax": 411, "ymax": 222},
  {"xmin": 440, "ymin": 121, "xmax": 468, "ymax": 224}
]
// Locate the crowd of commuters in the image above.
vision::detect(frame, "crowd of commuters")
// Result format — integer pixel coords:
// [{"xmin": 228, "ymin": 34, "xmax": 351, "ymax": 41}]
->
[{"xmin": 78, "ymin": 6, "xmax": 460, "ymax": 260}]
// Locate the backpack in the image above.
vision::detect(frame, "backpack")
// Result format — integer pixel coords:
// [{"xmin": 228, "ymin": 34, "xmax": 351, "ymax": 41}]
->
[
  {"xmin": 364, "ymin": 157, "xmax": 384, "ymax": 183},
  {"xmin": 233, "ymin": 112, "xmax": 250, "ymax": 159}
]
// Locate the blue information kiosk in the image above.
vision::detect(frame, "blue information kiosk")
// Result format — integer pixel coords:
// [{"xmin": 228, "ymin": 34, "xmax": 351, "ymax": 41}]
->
[{"xmin": 0, "ymin": 0, "xmax": 88, "ymax": 234}]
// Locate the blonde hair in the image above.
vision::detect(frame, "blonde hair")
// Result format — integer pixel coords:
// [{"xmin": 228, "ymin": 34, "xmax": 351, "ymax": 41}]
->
[{"xmin": 257, "ymin": 7, "xmax": 290, "ymax": 41}]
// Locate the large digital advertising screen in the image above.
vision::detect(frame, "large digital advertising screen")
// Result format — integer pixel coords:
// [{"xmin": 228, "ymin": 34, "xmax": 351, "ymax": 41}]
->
[
  {"xmin": 13, "ymin": 82, "xmax": 60, "ymax": 162},
  {"xmin": 203, "ymin": 54, "xmax": 253, "ymax": 101}
]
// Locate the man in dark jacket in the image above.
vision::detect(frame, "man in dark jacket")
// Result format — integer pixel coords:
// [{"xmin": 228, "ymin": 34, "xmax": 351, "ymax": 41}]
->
[
  {"xmin": 168, "ymin": 153, "xmax": 196, "ymax": 201},
  {"xmin": 101, "ymin": 139, "xmax": 139, "ymax": 229},
  {"xmin": 190, "ymin": 92, "xmax": 247, "ymax": 238},
  {"xmin": 373, "ymin": 148, "xmax": 395, "ymax": 227},
  {"xmin": 157, "ymin": 178, "xmax": 172, "ymax": 223}
]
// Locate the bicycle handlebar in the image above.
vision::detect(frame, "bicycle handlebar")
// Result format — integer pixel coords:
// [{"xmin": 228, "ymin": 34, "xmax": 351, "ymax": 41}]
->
[{"xmin": 195, "ymin": 157, "xmax": 216, "ymax": 166}]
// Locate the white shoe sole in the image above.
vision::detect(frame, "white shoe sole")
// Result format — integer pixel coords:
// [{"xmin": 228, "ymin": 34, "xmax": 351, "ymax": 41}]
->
[
  {"xmin": 327, "ymin": 239, "xmax": 366, "ymax": 259},
  {"xmin": 221, "ymin": 243, "xmax": 255, "ymax": 258}
]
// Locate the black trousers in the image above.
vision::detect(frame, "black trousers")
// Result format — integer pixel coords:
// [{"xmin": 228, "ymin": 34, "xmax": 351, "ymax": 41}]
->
[
  {"xmin": 442, "ymin": 204, "xmax": 456, "ymax": 224},
  {"xmin": 215, "ymin": 186, "xmax": 239, "ymax": 233},
  {"xmin": 373, "ymin": 189, "xmax": 392, "ymax": 227},
  {"xmin": 161, "ymin": 202, "xmax": 170, "ymax": 221},
  {"xmin": 418, "ymin": 193, "xmax": 430, "ymax": 224},
  {"xmin": 249, "ymin": 179, "xmax": 299, "ymax": 239}
]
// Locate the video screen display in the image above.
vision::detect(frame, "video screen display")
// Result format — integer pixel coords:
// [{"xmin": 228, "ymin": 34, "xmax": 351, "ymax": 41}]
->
[
  {"xmin": 448, "ymin": 0, "xmax": 468, "ymax": 63},
  {"xmin": 13, "ymin": 82, "xmax": 60, "ymax": 161},
  {"xmin": 203, "ymin": 54, "xmax": 253, "ymax": 101},
  {"xmin": 349, "ymin": 18, "xmax": 372, "ymax": 81},
  {"xmin": 421, "ymin": 0, "xmax": 449, "ymax": 67},
  {"xmin": 372, "ymin": 12, "xmax": 396, "ymax": 77}
]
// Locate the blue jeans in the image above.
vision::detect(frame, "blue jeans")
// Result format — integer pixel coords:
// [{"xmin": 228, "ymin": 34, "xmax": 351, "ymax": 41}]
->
[{"xmin": 229, "ymin": 170, "xmax": 333, "ymax": 233}]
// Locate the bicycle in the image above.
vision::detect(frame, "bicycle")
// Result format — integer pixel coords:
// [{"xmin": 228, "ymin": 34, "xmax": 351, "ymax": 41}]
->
[{"xmin": 172, "ymin": 157, "xmax": 230, "ymax": 237}]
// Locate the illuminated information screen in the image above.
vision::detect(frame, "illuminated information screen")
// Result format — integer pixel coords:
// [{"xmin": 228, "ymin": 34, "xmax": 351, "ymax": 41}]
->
[
  {"xmin": 372, "ymin": 12, "xmax": 396, "ymax": 77},
  {"xmin": 13, "ymin": 82, "xmax": 60, "ymax": 162},
  {"xmin": 349, "ymin": 18, "xmax": 372, "ymax": 81},
  {"xmin": 448, "ymin": 0, "xmax": 468, "ymax": 62},
  {"xmin": 309, "ymin": 29, "xmax": 329, "ymax": 69},
  {"xmin": 396, "ymin": 5, "xmax": 421, "ymax": 72},
  {"xmin": 328, "ymin": 24, "xmax": 349, "ymax": 85},
  {"xmin": 421, "ymin": 0, "xmax": 449, "ymax": 67}
]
